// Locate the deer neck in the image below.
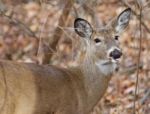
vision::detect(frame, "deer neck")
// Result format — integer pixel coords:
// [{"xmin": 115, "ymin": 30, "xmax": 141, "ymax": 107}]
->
[{"xmin": 79, "ymin": 57, "xmax": 114, "ymax": 112}]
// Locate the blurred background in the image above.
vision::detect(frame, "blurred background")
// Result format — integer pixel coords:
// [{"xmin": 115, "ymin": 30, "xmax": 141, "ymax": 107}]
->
[{"xmin": 0, "ymin": 0, "xmax": 149, "ymax": 114}]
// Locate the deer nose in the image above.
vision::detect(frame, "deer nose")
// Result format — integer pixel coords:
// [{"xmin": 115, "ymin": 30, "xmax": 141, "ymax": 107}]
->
[{"xmin": 109, "ymin": 49, "xmax": 122, "ymax": 59}]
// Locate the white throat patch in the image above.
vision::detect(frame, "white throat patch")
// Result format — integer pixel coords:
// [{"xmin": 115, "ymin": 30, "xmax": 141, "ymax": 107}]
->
[{"xmin": 95, "ymin": 60, "xmax": 118, "ymax": 76}]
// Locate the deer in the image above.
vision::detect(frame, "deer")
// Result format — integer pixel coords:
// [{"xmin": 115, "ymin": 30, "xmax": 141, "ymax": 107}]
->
[{"xmin": 0, "ymin": 8, "xmax": 131, "ymax": 114}]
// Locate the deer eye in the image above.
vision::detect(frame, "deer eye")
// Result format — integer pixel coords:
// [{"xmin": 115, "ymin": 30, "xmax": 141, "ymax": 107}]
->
[
  {"xmin": 94, "ymin": 38, "xmax": 101, "ymax": 43},
  {"xmin": 114, "ymin": 36, "xmax": 119, "ymax": 40}
]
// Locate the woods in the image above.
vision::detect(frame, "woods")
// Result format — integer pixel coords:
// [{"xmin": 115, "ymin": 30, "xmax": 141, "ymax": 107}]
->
[{"xmin": 0, "ymin": 0, "xmax": 149, "ymax": 114}]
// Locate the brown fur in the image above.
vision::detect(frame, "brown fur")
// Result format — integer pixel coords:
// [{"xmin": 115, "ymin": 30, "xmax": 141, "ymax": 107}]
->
[
  {"xmin": 0, "ymin": 60, "xmax": 110, "ymax": 114},
  {"xmin": 0, "ymin": 8, "xmax": 131, "ymax": 114}
]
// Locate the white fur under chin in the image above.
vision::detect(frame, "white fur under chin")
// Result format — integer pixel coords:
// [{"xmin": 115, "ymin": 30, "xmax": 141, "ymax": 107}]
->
[{"xmin": 95, "ymin": 60, "xmax": 118, "ymax": 76}]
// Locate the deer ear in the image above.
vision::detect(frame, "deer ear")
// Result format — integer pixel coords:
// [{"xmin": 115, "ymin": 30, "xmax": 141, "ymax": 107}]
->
[
  {"xmin": 74, "ymin": 18, "xmax": 93, "ymax": 38},
  {"xmin": 115, "ymin": 8, "xmax": 131, "ymax": 33}
]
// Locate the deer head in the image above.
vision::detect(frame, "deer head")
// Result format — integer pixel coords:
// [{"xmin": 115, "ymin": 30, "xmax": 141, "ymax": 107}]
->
[{"xmin": 74, "ymin": 8, "xmax": 131, "ymax": 75}]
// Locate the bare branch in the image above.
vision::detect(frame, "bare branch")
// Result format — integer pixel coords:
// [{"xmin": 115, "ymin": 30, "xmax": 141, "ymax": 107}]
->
[
  {"xmin": 41, "ymin": 0, "xmax": 73, "ymax": 64},
  {"xmin": 1, "ymin": 13, "xmax": 38, "ymax": 39}
]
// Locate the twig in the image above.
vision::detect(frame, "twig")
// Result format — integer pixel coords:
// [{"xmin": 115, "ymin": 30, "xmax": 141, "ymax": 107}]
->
[
  {"xmin": 57, "ymin": 26, "xmax": 74, "ymax": 40},
  {"xmin": 37, "ymin": 3, "xmax": 50, "ymax": 64},
  {"xmin": 133, "ymin": 1, "xmax": 142, "ymax": 114},
  {"xmin": 0, "ymin": 12, "xmax": 38, "ymax": 39}
]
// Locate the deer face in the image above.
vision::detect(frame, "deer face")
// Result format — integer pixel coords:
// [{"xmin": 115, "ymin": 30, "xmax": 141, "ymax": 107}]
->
[{"xmin": 74, "ymin": 8, "xmax": 131, "ymax": 74}]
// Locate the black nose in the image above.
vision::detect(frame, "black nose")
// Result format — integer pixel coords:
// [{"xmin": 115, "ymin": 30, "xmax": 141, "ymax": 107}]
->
[{"xmin": 109, "ymin": 49, "xmax": 122, "ymax": 59}]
